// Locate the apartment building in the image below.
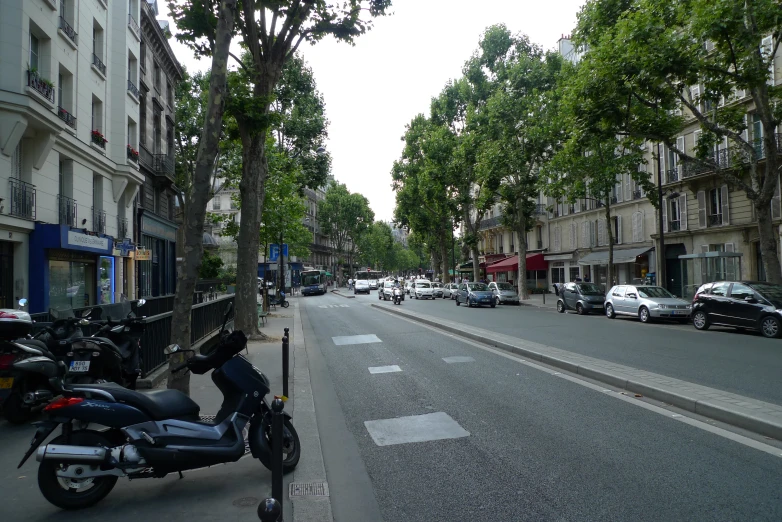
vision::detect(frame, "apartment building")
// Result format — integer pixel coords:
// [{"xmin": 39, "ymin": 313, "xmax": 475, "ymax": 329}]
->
[{"xmin": 0, "ymin": 0, "xmax": 146, "ymax": 312}]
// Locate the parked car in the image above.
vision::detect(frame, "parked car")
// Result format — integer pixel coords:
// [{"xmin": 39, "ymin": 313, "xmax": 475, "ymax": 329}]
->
[
  {"xmin": 432, "ymin": 282, "xmax": 444, "ymax": 298},
  {"xmin": 443, "ymin": 283, "xmax": 458, "ymax": 299},
  {"xmin": 456, "ymin": 282, "xmax": 496, "ymax": 308},
  {"xmin": 412, "ymin": 281, "xmax": 434, "ymax": 299},
  {"xmin": 556, "ymin": 282, "xmax": 605, "ymax": 315},
  {"xmin": 488, "ymin": 281, "xmax": 520, "ymax": 305},
  {"xmin": 354, "ymin": 280, "xmax": 370, "ymax": 294},
  {"xmin": 691, "ymin": 281, "xmax": 782, "ymax": 338},
  {"xmin": 604, "ymin": 285, "xmax": 691, "ymax": 323}
]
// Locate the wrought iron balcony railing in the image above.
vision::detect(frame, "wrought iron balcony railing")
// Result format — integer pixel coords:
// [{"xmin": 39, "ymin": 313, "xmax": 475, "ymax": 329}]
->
[
  {"xmin": 666, "ymin": 167, "xmax": 680, "ymax": 184},
  {"xmin": 668, "ymin": 220, "xmax": 681, "ymax": 231},
  {"xmin": 58, "ymin": 195, "xmax": 77, "ymax": 226},
  {"xmin": 8, "ymin": 178, "xmax": 36, "ymax": 220},
  {"xmin": 27, "ymin": 70, "xmax": 55, "ymax": 103},
  {"xmin": 117, "ymin": 216, "xmax": 128, "ymax": 239},
  {"xmin": 479, "ymin": 216, "xmax": 501, "ymax": 230},
  {"xmin": 57, "ymin": 106, "xmax": 76, "ymax": 128},
  {"xmin": 92, "ymin": 53, "xmax": 107, "ymax": 76},
  {"xmin": 153, "ymin": 154, "xmax": 175, "ymax": 180},
  {"xmin": 59, "ymin": 16, "xmax": 77, "ymax": 45},
  {"xmin": 92, "ymin": 207, "xmax": 106, "ymax": 234},
  {"xmin": 127, "ymin": 79, "xmax": 140, "ymax": 99},
  {"xmin": 708, "ymin": 213, "xmax": 723, "ymax": 227}
]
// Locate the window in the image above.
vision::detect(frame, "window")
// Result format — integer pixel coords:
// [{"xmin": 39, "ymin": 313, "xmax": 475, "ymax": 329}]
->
[
  {"xmin": 669, "ymin": 198, "xmax": 680, "ymax": 231},
  {"xmin": 30, "ymin": 33, "xmax": 40, "ymax": 70},
  {"xmin": 730, "ymin": 283, "xmax": 755, "ymax": 301},
  {"xmin": 569, "ymin": 266, "xmax": 580, "ymax": 282},
  {"xmin": 167, "ymin": 79, "xmax": 173, "ymax": 107},
  {"xmin": 551, "ymin": 262, "xmax": 565, "ymax": 284},
  {"xmin": 153, "ymin": 108, "xmax": 162, "ymax": 152},
  {"xmin": 612, "ymin": 286, "xmax": 626, "ymax": 297},
  {"xmin": 752, "ymin": 114, "xmax": 763, "ymax": 157},
  {"xmin": 153, "ymin": 62, "xmax": 161, "ymax": 92},
  {"xmin": 212, "ymin": 197, "xmax": 221, "ymax": 210},
  {"xmin": 140, "ymin": 38, "xmax": 146, "ymax": 71},
  {"xmin": 709, "ymin": 188, "xmax": 722, "ymax": 221},
  {"xmin": 710, "ymin": 282, "xmax": 729, "ymax": 297},
  {"xmin": 128, "ymin": 52, "xmax": 138, "ymax": 85},
  {"xmin": 93, "ymin": 20, "xmax": 104, "ymax": 61},
  {"xmin": 139, "ymin": 90, "xmax": 147, "ymax": 144},
  {"xmin": 91, "ymin": 96, "xmax": 103, "ymax": 132}
]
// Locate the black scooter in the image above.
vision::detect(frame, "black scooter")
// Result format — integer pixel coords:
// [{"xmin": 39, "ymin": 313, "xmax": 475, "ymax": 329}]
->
[
  {"xmin": 17, "ymin": 303, "xmax": 300, "ymax": 511},
  {"xmin": 393, "ymin": 287, "xmax": 403, "ymax": 305}
]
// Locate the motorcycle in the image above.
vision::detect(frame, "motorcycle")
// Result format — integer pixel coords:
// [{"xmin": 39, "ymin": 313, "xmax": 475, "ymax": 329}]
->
[
  {"xmin": 393, "ymin": 287, "xmax": 402, "ymax": 305},
  {"xmin": 18, "ymin": 303, "xmax": 301, "ymax": 510},
  {"xmin": 271, "ymin": 290, "xmax": 290, "ymax": 308}
]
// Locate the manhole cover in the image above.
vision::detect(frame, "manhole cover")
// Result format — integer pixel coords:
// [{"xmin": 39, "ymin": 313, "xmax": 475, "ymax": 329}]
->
[
  {"xmin": 232, "ymin": 497, "xmax": 259, "ymax": 507},
  {"xmin": 289, "ymin": 482, "xmax": 329, "ymax": 497}
]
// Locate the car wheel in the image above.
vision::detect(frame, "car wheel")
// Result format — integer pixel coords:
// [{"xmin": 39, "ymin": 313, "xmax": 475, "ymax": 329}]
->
[
  {"xmin": 605, "ymin": 303, "xmax": 616, "ymax": 319},
  {"xmin": 692, "ymin": 310, "xmax": 709, "ymax": 330},
  {"xmin": 490, "ymin": 303, "xmax": 496, "ymax": 308},
  {"xmin": 495, "ymin": 296, "xmax": 501, "ymax": 306},
  {"xmin": 638, "ymin": 306, "xmax": 652, "ymax": 323},
  {"xmin": 576, "ymin": 303, "xmax": 585, "ymax": 315},
  {"xmin": 760, "ymin": 315, "xmax": 782, "ymax": 338},
  {"xmin": 557, "ymin": 300, "xmax": 565, "ymax": 313}
]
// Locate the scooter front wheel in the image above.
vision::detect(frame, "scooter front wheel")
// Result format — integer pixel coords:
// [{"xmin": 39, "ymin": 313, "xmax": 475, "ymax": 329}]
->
[
  {"xmin": 282, "ymin": 300, "xmax": 290, "ymax": 308},
  {"xmin": 260, "ymin": 418, "xmax": 300, "ymax": 473}
]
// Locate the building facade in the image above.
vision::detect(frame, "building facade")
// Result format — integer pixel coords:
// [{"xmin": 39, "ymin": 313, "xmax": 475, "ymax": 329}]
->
[{"xmin": 0, "ymin": 0, "xmax": 148, "ymax": 312}]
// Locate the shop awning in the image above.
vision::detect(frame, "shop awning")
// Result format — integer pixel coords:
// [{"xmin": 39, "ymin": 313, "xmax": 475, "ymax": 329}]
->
[
  {"xmin": 486, "ymin": 253, "xmax": 548, "ymax": 274},
  {"xmin": 578, "ymin": 247, "xmax": 653, "ymax": 266},
  {"xmin": 325, "ymin": 271, "xmax": 333, "ymax": 276}
]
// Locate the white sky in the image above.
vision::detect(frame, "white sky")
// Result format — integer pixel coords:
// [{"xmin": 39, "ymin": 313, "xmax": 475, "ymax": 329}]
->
[{"xmin": 163, "ymin": 0, "xmax": 586, "ymax": 222}]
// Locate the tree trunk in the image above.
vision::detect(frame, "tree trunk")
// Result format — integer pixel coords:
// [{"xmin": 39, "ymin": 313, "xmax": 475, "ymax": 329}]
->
[
  {"xmin": 235, "ymin": 134, "xmax": 267, "ymax": 338},
  {"xmin": 440, "ymin": 231, "xmax": 448, "ymax": 283},
  {"xmin": 755, "ymin": 202, "xmax": 782, "ymax": 283},
  {"xmin": 168, "ymin": 0, "xmax": 236, "ymax": 395},
  {"xmin": 471, "ymin": 244, "xmax": 480, "ymax": 283},
  {"xmin": 516, "ymin": 213, "xmax": 529, "ymax": 300},
  {"xmin": 605, "ymin": 203, "xmax": 614, "ymax": 290}
]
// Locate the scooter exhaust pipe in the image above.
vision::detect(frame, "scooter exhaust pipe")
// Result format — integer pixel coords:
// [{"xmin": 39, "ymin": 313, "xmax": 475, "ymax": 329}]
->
[
  {"xmin": 23, "ymin": 390, "xmax": 53, "ymax": 404},
  {"xmin": 36, "ymin": 444, "xmax": 108, "ymax": 463}
]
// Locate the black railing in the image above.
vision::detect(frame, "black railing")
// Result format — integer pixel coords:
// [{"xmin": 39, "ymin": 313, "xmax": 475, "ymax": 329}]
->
[
  {"xmin": 749, "ymin": 134, "xmax": 782, "ymax": 161},
  {"xmin": 91, "ymin": 131, "xmax": 106, "ymax": 149},
  {"xmin": 610, "ymin": 196, "xmax": 618, "ymax": 204},
  {"xmin": 59, "ymin": 16, "xmax": 77, "ymax": 44},
  {"xmin": 92, "ymin": 53, "xmax": 106, "ymax": 76},
  {"xmin": 669, "ymin": 220, "xmax": 681, "ymax": 231},
  {"xmin": 127, "ymin": 146, "xmax": 139, "ymax": 163},
  {"xmin": 8, "ymin": 178, "xmax": 36, "ymax": 220},
  {"xmin": 708, "ymin": 214, "xmax": 723, "ymax": 227},
  {"xmin": 92, "ymin": 207, "xmax": 106, "ymax": 234},
  {"xmin": 153, "ymin": 153, "xmax": 174, "ymax": 179},
  {"xmin": 29, "ymin": 296, "xmax": 174, "ymax": 325},
  {"xmin": 479, "ymin": 216, "xmax": 501, "ymax": 230},
  {"xmin": 117, "ymin": 216, "xmax": 128, "ymax": 239},
  {"xmin": 533, "ymin": 204, "xmax": 547, "ymax": 215},
  {"xmin": 683, "ymin": 149, "xmax": 730, "ymax": 179},
  {"xmin": 632, "ymin": 189, "xmax": 643, "ymax": 200},
  {"xmin": 128, "ymin": 14, "xmax": 140, "ymax": 37},
  {"xmin": 666, "ymin": 167, "xmax": 680, "ymax": 183},
  {"xmin": 26, "ymin": 70, "xmax": 55, "ymax": 103},
  {"xmin": 139, "ymin": 144, "xmax": 154, "ymax": 169},
  {"xmin": 57, "ymin": 106, "xmax": 76, "ymax": 128},
  {"xmin": 127, "ymin": 78, "xmax": 140, "ymax": 98},
  {"xmin": 58, "ymin": 195, "xmax": 77, "ymax": 226}
]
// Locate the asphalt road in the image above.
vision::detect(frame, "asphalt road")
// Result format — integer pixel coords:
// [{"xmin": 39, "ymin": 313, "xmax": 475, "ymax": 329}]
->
[
  {"xmin": 301, "ymin": 292, "xmax": 782, "ymax": 522},
  {"xmin": 366, "ymin": 290, "xmax": 782, "ymax": 406}
]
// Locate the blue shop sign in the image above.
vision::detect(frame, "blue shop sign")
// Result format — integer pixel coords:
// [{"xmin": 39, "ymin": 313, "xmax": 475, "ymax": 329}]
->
[
  {"xmin": 141, "ymin": 213, "xmax": 177, "ymax": 242},
  {"xmin": 30, "ymin": 224, "xmax": 113, "ymax": 255}
]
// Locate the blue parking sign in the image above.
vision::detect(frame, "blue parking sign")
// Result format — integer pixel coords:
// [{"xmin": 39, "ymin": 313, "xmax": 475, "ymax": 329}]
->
[{"xmin": 269, "ymin": 244, "xmax": 280, "ymax": 262}]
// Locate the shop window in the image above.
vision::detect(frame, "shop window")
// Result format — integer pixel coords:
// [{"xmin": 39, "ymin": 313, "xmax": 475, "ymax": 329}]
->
[
  {"xmin": 49, "ymin": 258, "xmax": 96, "ymax": 310},
  {"xmin": 569, "ymin": 266, "xmax": 580, "ymax": 282},
  {"xmin": 551, "ymin": 262, "xmax": 565, "ymax": 284}
]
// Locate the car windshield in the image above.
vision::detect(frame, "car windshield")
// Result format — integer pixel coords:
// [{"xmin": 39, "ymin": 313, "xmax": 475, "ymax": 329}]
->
[
  {"xmin": 384, "ymin": 282, "xmax": 394, "ymax": 288},
  {"xmin": 496, "ymin": 283, "xmax": 513, "ymax": 291},
  {"xmin": 577, "ymin": 283, "xmax": 603, "ymax": 295},
  {"xmin": 416, "ymin": 282, "xmax": 431, "ymax": 288},
  {"xmin": 637, "ymin": 286, "xmax": 674, "ymax": 299},
  {"xmin": 468, "ymin": 283, "xmax": 489, "ymax": 291},
  {"xmin": 749, "ymin": 283, "xmax": 782, "ymax": 306}
]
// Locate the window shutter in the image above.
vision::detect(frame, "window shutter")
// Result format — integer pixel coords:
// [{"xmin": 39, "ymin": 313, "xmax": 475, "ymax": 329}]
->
[
  {"xmin": 772, "ymin": 175, "xmax": 781, "ymax": 220},
  {"xmin": 615, "ymin": 215, "xmax": 623, "ymax": 244},
  {"xmin": 615, "ymin": 173, "xmax": 623, "ymax": 203},
  {"xmin": 721, "ymin": 185, "xmax": 730, "ymax": 224},
  {"xmin": 631, "ymin": 212, "xmax": 639, "ymax": 243},
  {"xmin": 563, "ymin": 198, "xmax": 569, "ymax": 216},
  {"xmin": 547, "ymin": 196, "xmax": 554, "ymax": 218},
  {"xmin": 691, "ymin": 84, "xmax": 700, "ymax": 113},
  {"xmin": 598, "ymin": 218, "xmax": 606, "ymax": 246},
  {"xmin": 662, "ymin": 199, "xmax": 668, "ymax": 233},
  {"xmin": 574, "ymin": 198, "xmax": 580, "ymax": 213},
  {"xmin": 761, "ymin": 36, "xmax": 774, "ymax": 86},
  {"xmin": 590, "ymin": 221, "xmax": 596, "ymax": 247},
  {"xmin": 697, "ymin": 190, "xmax": 707, "ymax": 227},
  {"xmin": 624, "ymin": 173, "xmax": 632, "ymax": 201},
  {"xmin": 676, "ymin": 136, "xmax": 685, "ymax": 174},
  {"xmin": 638, "ymin": 210, "xmax": 644, "ymax": 240},
  {"xmin": 680, "ymin": 195, "xmax": 688, "ymax": 230},
  {"xmin": 582, "ymin": 221, "xmax": 588, "ymax": 248}
]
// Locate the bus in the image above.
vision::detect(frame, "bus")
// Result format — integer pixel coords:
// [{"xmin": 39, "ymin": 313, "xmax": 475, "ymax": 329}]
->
[{"xmin": 300, "ymin": 269, "xmax": 327, "ymax": 296}]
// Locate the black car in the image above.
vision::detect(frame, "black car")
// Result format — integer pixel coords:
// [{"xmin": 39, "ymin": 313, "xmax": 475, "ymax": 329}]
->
[{"xmin": 691, "ymin": 281, "xmax": 782, "ymax": 338}]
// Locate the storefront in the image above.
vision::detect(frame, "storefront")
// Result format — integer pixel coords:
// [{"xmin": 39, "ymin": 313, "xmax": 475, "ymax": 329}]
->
[
  {"xmin": 577, "ymin": 246, "xmax": 654, "ymax": 290},
  {"xmin": 137, "ymin": 211, "xmax": 177, "ymax": 298},
  {"xmin": 112, "ymin": 238, "xmax": 136, "ymax": 302},
  {"xmin": 486, "ymin": 253, "xmax": 548, "ymax": 290},
  {"xmin": 28, "ymin": 224, "xmax": 115, "ymax": 313},
  {"xmin": 544, "ymin": 252, "xmax": 580, "ymax": 291}
]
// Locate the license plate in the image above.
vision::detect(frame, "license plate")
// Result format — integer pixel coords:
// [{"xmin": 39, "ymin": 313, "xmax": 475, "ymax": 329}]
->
[
  {"xmin": 0, "ymin": 377, "xmax": 13, "ymax": 389},
  {"xmin": 69, "ymin": 360, "xmax": 90, "ymax": 373},
  {"xmin": 673, "ymin": 310, "xmax": 687, "ymax": 315}
]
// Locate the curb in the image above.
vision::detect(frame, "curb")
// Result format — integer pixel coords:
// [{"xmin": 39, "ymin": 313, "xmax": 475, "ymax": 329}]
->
[
  {"xmin": 136, "ymin": 363, "xmax": 168, "ymax": 389},
  {"xmin": 371, "ymin": 303, "xmax": 782, "ymax": 441},
  {"xmin": 330, "ymin": 290, "xmax": 355, "ymax": 299}
]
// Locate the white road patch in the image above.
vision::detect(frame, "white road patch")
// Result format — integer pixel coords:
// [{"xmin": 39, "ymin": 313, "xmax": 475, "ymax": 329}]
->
[
  {"xmin": 332, "ymin": 334, "xmax": 382, "ymax": 346},
  {"xmin": 443, "ymin": 356, "xmax": 475, "ymax": 364},
  {"xmin": 368, "ymin": 365, "xmax": 402, "ymax": 374},
  {"xmin": 364, "ymin": 412, "xmax": 470, "ymax": 446},
  {"xmin": 319, "ymin": 304, "xmax": 351, "ymax": 308}
]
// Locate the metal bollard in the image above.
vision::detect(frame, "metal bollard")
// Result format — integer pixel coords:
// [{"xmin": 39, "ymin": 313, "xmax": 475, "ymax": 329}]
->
[
  {"xmin": 282, "ymin": 328, "xmax": 290, "ymax": 399},
  {"xmin": 257, "ymin": 498, "xmax": 282, "ymax": 522}
]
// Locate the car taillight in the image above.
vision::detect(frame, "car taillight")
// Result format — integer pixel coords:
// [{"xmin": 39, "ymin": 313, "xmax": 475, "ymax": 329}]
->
[
  {"xmin": 44, "ymin": 397, "xmax": 84, "ymax": 411},
  {"xmin": 0, "ymin": 353, "xmax": 16, "ymax": 369},
  {"xmin": 0, "ymin": 311, "xmax": 18, "ymax": 319}
]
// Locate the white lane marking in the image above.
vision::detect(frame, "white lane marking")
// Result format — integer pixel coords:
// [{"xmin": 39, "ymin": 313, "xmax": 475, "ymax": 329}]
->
[
  {"xmin": 371, "ymin": 306, "xmax": 782, "ymax": 458},
  {"xmin": 364, "ymin": 412, "xmax": 470, "ymax": 446},
  {"xmin": 332, "ymin": 334, "xmax": 382, "ymax": 346},
  {"xmin": 442, "ymin": 356, "xmax": 475, "ymax": 364},
  {"xmin": 319, "ymin": 304, "xmax": 351, "ymax": 308},
  {"xmin": 368, "ymin": 365, "xmax": 402, "ymax": 374}
]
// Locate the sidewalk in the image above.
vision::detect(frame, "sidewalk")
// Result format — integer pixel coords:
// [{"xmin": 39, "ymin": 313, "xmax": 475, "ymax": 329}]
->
[
  {"xmin": 373, "ymin": 303, "xmax": 782, "ymax": 440},
  {"xmin": 518, "ymin": 292, "xmax": 557, "ymax": 309}
]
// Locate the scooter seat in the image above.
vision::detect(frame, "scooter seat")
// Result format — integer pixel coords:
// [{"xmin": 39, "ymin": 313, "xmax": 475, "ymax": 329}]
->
[
  {"xmin": 16, "ymin": 339, "xmax": 57, "ymax": 360},
  {"xmin": 75, "ymin": 382, "xmax": 200, "ymax": 420}
]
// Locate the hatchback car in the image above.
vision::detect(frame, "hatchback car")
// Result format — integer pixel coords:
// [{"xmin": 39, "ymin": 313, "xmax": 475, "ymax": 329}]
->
[
  {"xmin": 556, "ymin": 282, "xmax": 605, "ymax": 315},
  {"xmin": 691, "ymin": 281, "xmax": 782, "ymax": 338},
  {"xmin": 354, "ymin": 280, "xmax": 370, "ymax": 294},
  {"xmin": 604, "ymin": 285, "xmax": 691, "ymax": 323},
  {"xmin": 442, "ymin": 283, "xmax": 459, "ymax": 299},
  {"xmin": 456, "ymin": 282, "xmax": 496, "ymax": 308},
  {"xmin": 488, "ymin": 282, "xmax": 520, "ymax": 305},
  {"xmin": 412, "ymin": 281, "xmax": 434, "ymax": 299},
  {"xmin": 432, "ymin": 282, "xmax": 444, "ymax": 298}
]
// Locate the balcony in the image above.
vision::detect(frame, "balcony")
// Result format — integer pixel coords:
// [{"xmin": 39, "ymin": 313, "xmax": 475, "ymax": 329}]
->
[
  {"xmin": 91, "ymin": 130, "xmax": 107, "ymax": 149},
  {"xmin": 533, "ymin": 204, "xmax": 547, "ymax": 215},
  {"xmin": 632, "ymin": 189, "xmax": 643, "ymax": 200},
  {"xmin": 153, "ymin": 154, "xmax": 175, "ymax": 181},
  {"xmin": 610, "ymin": 196, "xmax": 618, "ymax": 204},
  {"xmin": 128, "ymin": 14, "xmax": 141, "ymax": 40},
  {"xmin": 479, "ymin": 216, "xmax": 501, "ymax": 230},
  {"xmin": 92, "ymin": 208, "xmax": 106, "ymax": 234},
  {"xmin": 26, "ymin": 70, "xmax": 55, "ymax": 103},
  {"xmin": 58, "ymin": 16, "xmax": 78, "ymax": 45},
  {"xmin": 666, "ymin": 167, "xmax": 680, "ymax": 184},
  {"xmin": 92, "ymin": 54, "xmax": 107, "ymax": 77},
  {"xmin": 139, "ymin": 144, "xmax": 154, "ymax": 170},
  {"xmin": 58, "ymin": 195, "xmax": 77, "ymax": 226},
  {"xmin": 117, "ymin": 216, "xmax": 128, "ymax": 239},
  {"xmin": 127, "ymin": 79, "xmax": 140, "ymax": 99},
  {"xmin": 708, "ymin": 214, "xmax": 723, "ymax": 227},
  {"xmin": 750, "ymin": 134, "xmax": 782, "ymax": 161},
  {"xmin": 8, "ymin": 178, "xmax": 36, "ymax": 220},
  {"xmin": 127, "ymin": 145, "xmax": 139, "ymax": 163},
  {"xmin": 668, "ymin": 220, "xmax": 681, "ymax": 232},
  {"xmin": 57, "ymin": 106, "xmax": 76, "ymax": 129},
  {"xmin": 683, "ymin": 149, "xmax": 730, "ymax": 179}
]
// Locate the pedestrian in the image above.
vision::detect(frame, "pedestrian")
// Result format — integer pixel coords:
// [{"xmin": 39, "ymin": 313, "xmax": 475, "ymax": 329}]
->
[{"xmin": 553, "ymin": 283, "xmax": 559, "ymax": 296}]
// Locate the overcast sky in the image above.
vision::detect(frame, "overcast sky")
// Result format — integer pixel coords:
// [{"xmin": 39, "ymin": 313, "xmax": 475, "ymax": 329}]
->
[{"xmin": 163, "ymin": 0, "xmax": 586, "ymax": 222}]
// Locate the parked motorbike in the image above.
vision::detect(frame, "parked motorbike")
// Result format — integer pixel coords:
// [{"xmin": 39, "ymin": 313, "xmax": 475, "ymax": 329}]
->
[
  {"xmin": 61, "ymin": 300, "xmax": 146, "ymax": 389},
  {"xmin": 272, "ymin": 290, "xmax": 290, "ymax": 308},
  {"xmin": 18, "ymin": 303, "xmax": 301, "ymax": 510},
  {"xmin": 393, "ymin": 287, "xmax": 402, "ymax": 305}
]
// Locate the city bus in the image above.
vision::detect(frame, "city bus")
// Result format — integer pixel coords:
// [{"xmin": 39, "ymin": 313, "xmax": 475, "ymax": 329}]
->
[{"xmin": 300, "ymin": 269, "xmax": 327, "ymax": 296}]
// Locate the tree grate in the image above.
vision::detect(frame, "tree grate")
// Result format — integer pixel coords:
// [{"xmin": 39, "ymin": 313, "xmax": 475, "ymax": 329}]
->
[{"xmin": 289, "ymin": 482, "xmax": 329, "ymax": 497}]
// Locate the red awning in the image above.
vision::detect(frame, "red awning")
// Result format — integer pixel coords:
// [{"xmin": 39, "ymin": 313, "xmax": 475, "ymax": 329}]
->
[{"xmin": 486, "ymin": 253, "xmax": 548, "ymax": 274}]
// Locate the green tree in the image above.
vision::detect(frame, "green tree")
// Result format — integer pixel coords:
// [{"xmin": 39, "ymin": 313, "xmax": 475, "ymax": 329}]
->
[
  {"xmin": 357, "ymin": 222, "xmax": 395, "ymax": 271},
  {"xmin": 199, "ymin": 250, "xmax": 224, "ymax": 279},
  {"xmin": 574, "ymin": 0, "xmax": 782, "ymax": 282}
]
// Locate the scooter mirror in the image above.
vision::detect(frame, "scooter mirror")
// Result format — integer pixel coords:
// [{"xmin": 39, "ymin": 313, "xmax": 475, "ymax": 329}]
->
[
  {"xmin": 78, "ymin": 318, "xmax": 90, "ymax": 326},
  {"xmin": 137, "ymin": 299, "xmax": 147, "ymax": 307},
  {"xmin": 164, "ymin": 344, "xmax": 180, "ymax": 355},
  {"xmin": 18, "ymin": 298, "xmax": 28, "ymax": 308}
]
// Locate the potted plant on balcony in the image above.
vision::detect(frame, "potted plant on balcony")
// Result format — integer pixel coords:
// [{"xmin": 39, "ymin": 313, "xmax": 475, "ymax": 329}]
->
[
  {"xmin": 127, "ymin": 145, "xmax": 139, "ymax": 162},
  {"xmin": 91, "ymin": 130, "xmax": 108, "ymax": 147}
]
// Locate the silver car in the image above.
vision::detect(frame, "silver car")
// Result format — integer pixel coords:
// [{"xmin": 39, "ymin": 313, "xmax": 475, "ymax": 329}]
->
[
  {"xmin": 604, "ymin": 285, "xmax": 692, "ymax": 323},
  {"xmin": 488, "ymin": 282, "xmax": 520, "ymax": 305},
  {"xmin": 442, "ymin": 283, "xmax": 459, "ymax": 299}
]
